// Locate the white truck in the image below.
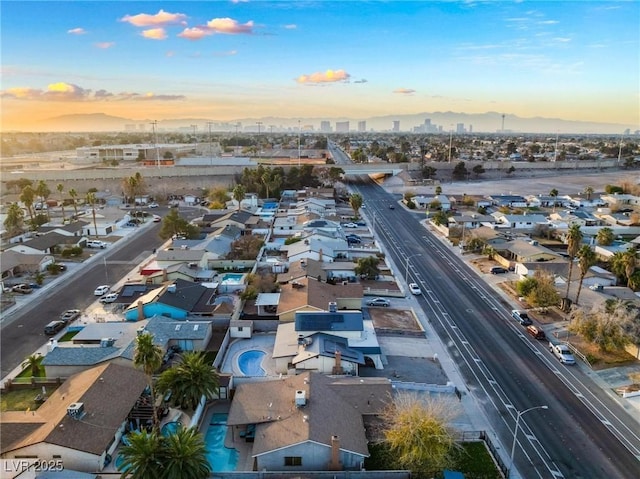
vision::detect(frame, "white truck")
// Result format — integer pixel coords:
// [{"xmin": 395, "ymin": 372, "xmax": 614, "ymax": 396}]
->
[{"xmin": 549, "ymin": 341, "xmax": 576, "ymax": 365}]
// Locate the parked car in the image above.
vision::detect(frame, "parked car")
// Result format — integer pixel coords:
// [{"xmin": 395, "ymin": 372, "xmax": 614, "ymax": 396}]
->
[
  {"xmin": 347, "ymin": 237, "xmax": 362, "ymax": 244},
  {"xmin": 589, "ymin": 284, "xmax": 603, "ymax": 291},
  {"xmin": 86, "ymin": 240, "xmax": 107, "ymax": 249},
  {"xmin": 60, "ymin": 309, "xmax": 81, "ymax": 323},
  {"xmin": 148, "ymin": 202, "xmax": 159, "ymax": 208},
  {"xmin": 11, "ymin": 284, "xmax": 33, "ymax": 294},
  {"xmin": 490, "ymin": 266, "xmax": 508, "ymax": 274},
  {"xmin": 50, "ymin": 263, "xmax": 67, "ymax": 272},
  {"xmin": 94, "ymin": 285, "xmax": 110, "ymax": 296},
  {"xmin": 389, "ymin": 204, "xmax": 395, "ymax": 209},
  {"xmin": 44, "ymin": 320, "xmax": 66, "ymax": 336},
  {"xmin": 526, "ymin": 325, "xmax": 546, "ymax": 340},
  {"xmin": 409, "ymin": 283, "xmax": 422, "ymax": 295},
  {"xmin": 511, "ymin": 310, "xmax": 532, "ymax": 326},
  {"xmin": 99, "ymin": 292, "xmax": 118, "ymax": 304},
  {"xmin": 366, "ymin": 297, "xmax": 391, "ymax": 307},
  {"xmin": 153, "ymin": 215, "xmax": 162, "ymax": 223},
  {"xmin": 549, "ymin": 341, "xmax": 576, "ymax": 365},
  {"xmin": 28, "ymin": 283, "xmax": 42, "ymax": 289},
  {"xmin": 343, "ymin": 223, "xmax": 358, "ymax": 228}
]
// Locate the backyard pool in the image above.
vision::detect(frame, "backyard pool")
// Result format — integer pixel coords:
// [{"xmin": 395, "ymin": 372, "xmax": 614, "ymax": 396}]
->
[
  {"xmin": 238, "ymin": 350, "xmax": 266, "ymax": 376},
  {"xmin": 205, "ymin": 413, "xmax": 239, "ymax": 472},
  {"xmin": 220, "ymin": 273, "xmax": 244, "ymax": 284},
  {"xmin": 161, "ymin": 421, "xmax": 182, "ymax": 436}
]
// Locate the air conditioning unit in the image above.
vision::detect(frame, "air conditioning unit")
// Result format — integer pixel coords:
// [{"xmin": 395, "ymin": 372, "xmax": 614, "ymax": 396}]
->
[
  {"xmin": 67, "ymin": 402, "xmax": 85, "ymax": 420},
  {"xmin": 295, "ymin": 390, "xmax": 306, "ymax": 407}
]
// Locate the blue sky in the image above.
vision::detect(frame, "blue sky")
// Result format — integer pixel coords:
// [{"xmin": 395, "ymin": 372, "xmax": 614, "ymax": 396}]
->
[{"xmin": 1, "ymin": 1, "xmax": 638, "ymax": 130}]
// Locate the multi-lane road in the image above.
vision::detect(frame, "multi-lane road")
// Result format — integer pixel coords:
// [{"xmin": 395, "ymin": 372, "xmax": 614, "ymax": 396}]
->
[{"xmin": 353, "ymin": 179, "xmax": 640, "ymax": 478}]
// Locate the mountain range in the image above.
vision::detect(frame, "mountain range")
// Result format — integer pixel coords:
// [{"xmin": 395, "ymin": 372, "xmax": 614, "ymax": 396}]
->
[{"xmin": 25, "ymin": 111, "xmax": 636, "ymax": 135}]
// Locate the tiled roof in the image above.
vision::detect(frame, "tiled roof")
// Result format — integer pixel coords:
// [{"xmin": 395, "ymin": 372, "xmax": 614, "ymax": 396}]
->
[
  {"xmin": 295, "ymin": 310, "xmax": 364, "ymax": 332},
  {"xmin": 156, "ymin": 278, "xmax": 215, "ymax": 313},
  {"xmin": 41, "ymin": 346, "xmax": 121, "ymax": 366}
]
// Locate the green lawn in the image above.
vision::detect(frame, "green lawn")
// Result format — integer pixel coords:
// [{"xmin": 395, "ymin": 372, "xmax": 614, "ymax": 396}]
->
[
  {"xmin": 365, "ymin": 441, "xmax": 501, "ymax": 479},
  {"xmin": 59, "ymin": 330, "xmax": 79, "ymax": 342},
  {"xmin": 15, "ymin": 356, "xmax": 45, "ymax": 379},
  {"xmin": 1, "ymin": 386, "xmax": 59, "ymax": 412}
]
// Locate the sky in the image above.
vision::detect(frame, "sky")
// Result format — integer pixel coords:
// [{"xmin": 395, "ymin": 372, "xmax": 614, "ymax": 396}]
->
[{"xmin": 1, "ymin": 0, "xmax": 639, "ymax": 131}]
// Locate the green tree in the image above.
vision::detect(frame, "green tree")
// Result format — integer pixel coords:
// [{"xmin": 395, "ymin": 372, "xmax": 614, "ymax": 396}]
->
[
  {"xmin": 516, "ymin": 277, "xmax": 538, "ymax": 297},
  {"xmin": 596, "ymin": 227, "xmax": 614, "ymax": 246},
  {"xmin": 232, "ymin": 184, "xmax": 246, "ymax": 211},
  {"xmin": 159, "ymin": 209, "xmax": 200, "ymax": 240},
  {"xmin": 381, "ymin": 392, "xmax": 460, "ymax": 474},
  {"xmin": 20, "ymin": 185, "xmax": 36, "ymax": 226},
  {"xmin": 622, "ymin": 249, "xmax": 637, "ymax": 288},
  {"xmin": 68, "ymin": 188, "xmax": 79, "ymax": 217},
  {"xmin": 119, "ymin": 428, "xmax": 211, "ymax": 479},
  {"xmin": 208, "ymin": 187, "xmax": 229, "ymax": 206},
  {"xmin": 3, "ymin": 203, "xmax": 25, "ymax": 236},
  {"xmin": 583, "ymin": 185, "xmax": 594, "ymax": 200},
  {"xmin": 435, "ymin": 185, "xmax": 442, "ymax": 196},
  {"xmin": 21, "ymin": 354, "xmax": 41, "ymax": 377},
  {"xmin": 452, "ymin": 161, "xmax": 468, "ymax": 180},
  {"xmin": 56, "ymin": 183, "xmax": 65, "ymax": 222},
  {"xmin": 157, "ymin": 351, "xmax": 219, "ymax": 411},
  {"xmin": 354, "ymin": 256, "xmax": 380, "ymax": 280},
  {"xmin": 133, "ymin": 333, "xmax": 163, "ymax": 429},
  {"xmin": 472, "ymin": 164, "xmax": 485, "ymax": 178},
  {"xmin": 349, "ymin": 193, "xmax": 363, "ymax": 218},
  {"xmin": 527, "ymin": 270, "xmax": 560, "ymax": 309},
  {"xmin": 565, "ymin": 224, "xmax": 583, "ymax": 298},
  {"xmin": 328, "ymin": 167, "xmax": 344, "ymax": 183},
  {"xmin": 85, "ymin": 191, "xmax": 99, "ymax": 236},
  {"xmin": 35, "ymin": 180, "xmax": 51, "ymax": 221},
  {"xmin": 575, "ymin": 245, "xmax": 597, "ymax": 305},
  {"xmin": 432, "ymin": 210, "xmax": 449, "ymax": 226}
]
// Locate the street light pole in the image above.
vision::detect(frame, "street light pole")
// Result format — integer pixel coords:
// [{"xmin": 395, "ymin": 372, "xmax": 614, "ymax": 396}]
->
[
  {"xmin": 509, "ymin": 405, "xmax": 548, "ymax": 477},
  {"xmin": 207, "ymin": 122, "xmax": 213, "ymax": 165},
  {"xmin": 405, "ymin": 253, "xmax": 422, "ymax": 286},
  {"xmin": 298, "ymin": 120, "xmax": 301, "ymax": 168},
  {"xmin": 448, "ymin": 126, "xmax": 453, "ymax": 163},
  {"xmin": 150, "ymin": 120, "xmax": 159, "ymax": 168}
]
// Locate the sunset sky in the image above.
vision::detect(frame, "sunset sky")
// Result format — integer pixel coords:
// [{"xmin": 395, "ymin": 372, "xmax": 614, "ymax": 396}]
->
[{"xmin": 1, "ymin": 0, "xmax": 638, "ymax": 131}]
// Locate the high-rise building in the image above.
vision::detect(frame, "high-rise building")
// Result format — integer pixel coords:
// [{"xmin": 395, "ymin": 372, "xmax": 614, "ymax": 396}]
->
[
  {"xmin": 335, "ymin": 121, "xmax": 350, "ymax": 133},
  {"xmin": 320, "ymin": 121, "xmax": 332, "ymax": 133},
  {"xmin": 392, "ymin": 120, "xmax": 400, "ymax": 132},
  {"xmin": 358, "ymin": 121, "xmax": 366, "ymax": 132},
  {"xmin": 456, "ymin": 123, "xmax": 465, "ymax": 134}
]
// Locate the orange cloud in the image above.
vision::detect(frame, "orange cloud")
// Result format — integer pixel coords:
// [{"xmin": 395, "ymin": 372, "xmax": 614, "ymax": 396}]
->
[
  {"xmin": 67, "ymin": 27, "xmax": 87, "ymax": 35},
  {"xmin": 95, "ymin": 42, "xmax": 115, "ymax": 49},
  {"xmin": 296, "ymin": 69, "xmax": 351, "ymax": 84},
  {"xmin": 141, "ymin": 28, "xmax": 167, "ymax": 40},
  {"xmin": 178, "ymin": 27, "xmax": 213, "ymax": 40},
  {"xmin": 1, "ymin": 83, "xmax": 185, "ymax": 102},
  {"xmin": 206, "ymin": 18, "xmax": 254, "ymax": 34},
  {"xmin": 120, "ymin": 9, "xmax": 187, "ymax": 27},
  {"xmin": 393, "ymin": 88, "xmax": 416, "ymax": 94}
]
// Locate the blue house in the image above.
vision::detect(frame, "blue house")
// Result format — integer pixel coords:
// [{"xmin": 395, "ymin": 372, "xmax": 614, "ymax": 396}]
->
[{"xmin": 124, "ymin": 278, "xmax": 217, "ymax": 321}]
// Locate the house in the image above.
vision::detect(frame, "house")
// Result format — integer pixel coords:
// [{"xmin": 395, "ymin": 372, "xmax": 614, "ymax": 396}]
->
[
  {"xmin": 277, "ymin": 258, "xmax": 357, "ymax": 284},
  {"xmin": 297, "ymin": 197, "xmax": 337, "ymax": 217},
  {"xmin": 276, "ymin": 277, "xmax": 364, "ymax": 322},
  {"xmin": 412, "ymin": 194, "xmax": 452, "ymax": 211},
  {"xmin": 7, "ymin": 232, "xmax": 83, "ymax": 255},
  {"xmin": 492, "ymin": 212, "xmax": 548, "ymax": 231},
  {"xmin": 0, "ymin": 363, "xmax": 147, "ymax": 473},
  {"xmin": 40, "ymin": 321, "xmax": 143, "ymax": 377},
  {"xmin": 226, "ymin": 372, "xmax": 391, "ymax": 472},
  {"xmin": 449, "ymin": 213, "xmax": 496, "ymax": 230},
  {"xmin": 496, "ymin": 239, "xmax": 561, "ymax": 264},
  {"xmin": 464, "ymin": 226, "xmax": 509, "ymax": 247},
  {"xmin": 487, "ymin": 194, "xmax": 528, "ymax": 208},
  {"xmin": 124, "ymin": 279, "xmax": 217, "ymax": 320},
  {"xmin": 144, "ymin": 263, "xmax": 216, "ymax": 285},
  {"xmin": 272, "ymin": 304, "xmax": 383, "ymax": 374},
  {"xmin": 140, "ymin": 316, "xmax": 213, "ymax": 352},
  {"xmin": 37, "ymin": 221, "xmax": 89, "ymax": 237},
  {"xmin": 0, "ymin": 250, "xmax": 55, "ymax": 279},
  {"xmin": 283, "ymin": 234, "xmax": 349, "ymax": 264},
  {"xmin": 154, "ymin": 248, "xmax": 208, "ymax": 271}
]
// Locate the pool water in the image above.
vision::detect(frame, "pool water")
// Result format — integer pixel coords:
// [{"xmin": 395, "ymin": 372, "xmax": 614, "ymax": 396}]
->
[
  {"xmin": 205, "ymin": 413, "xmax": 239, "ymax": 472},
  {"xmin": 220, "ymin": 273, "xmax": 244, "ymax": 283},
  {"xmin": 115, "ymin": 454, "xmax": 130, "ymax": 472},
  {"xmin": 238, "ymin": 350, "xmax": 266, "ymax": 376},
  {"xmin": 161, "ymin": 421, "xmax": 182, "ymax": 436}
]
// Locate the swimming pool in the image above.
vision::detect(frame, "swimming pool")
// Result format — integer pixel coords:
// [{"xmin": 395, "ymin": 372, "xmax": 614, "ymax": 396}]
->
[
  {"xmin": 238, "ymin": 350, "xmax": 266, "ymax": 376},
  {"xmin": 161, "ymin": 421, "xmax": 182, "ymax": 436},
  {"xmin": 115, "ymin": 454, "xmax": 130, "ymax": 472},
  {"xmin": 205, "ymin": 413, "xmax": 239, "ymax": 472},
  {"xmin": 220, "ymin": 273, "xmax": 244, "ymax": 283}
]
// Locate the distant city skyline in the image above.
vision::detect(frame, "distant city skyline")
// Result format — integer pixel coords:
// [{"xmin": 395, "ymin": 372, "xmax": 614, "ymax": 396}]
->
[{"xmin": 1, "ymin": 1, "xmax": 638, "ymax": 132}]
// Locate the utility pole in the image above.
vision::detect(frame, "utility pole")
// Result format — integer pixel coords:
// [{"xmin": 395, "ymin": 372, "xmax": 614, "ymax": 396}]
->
[
  {"xmin": 298, "ymin": 120, "xmax": 302, "ymax": 168},
  {"xmin": 235, "ymin": 123, "xmax": 240, "ymax": 156},
  {"xmin": 448, "ymin": 126, "xmax": 453, "ymax": 163},
  {"xmin": 150, "ymin": 120, "xmax": 159, "ymax": 168},
  {"xmin": 207, "ymin": 122, "xmax": 214, "ymax": 165},
  {"xmin": 191, "ymin": 124, "xmax": 197, "ymax": 153}
]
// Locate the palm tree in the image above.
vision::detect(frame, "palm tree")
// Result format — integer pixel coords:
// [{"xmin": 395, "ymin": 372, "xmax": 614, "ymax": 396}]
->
[
  {"xmin": 575, "ymin": 245, "xmax": 597, "ymax": 305},
  {"xmin": 68, "ymin": 188, "xmax": 79, "ymax": 218},
  {"xmin": 85, "ymin": 192, "xmax": 98, "ymax": 236},
  {"xmin": 596, "ymin": 227, "xmax": 615, "ymax": 246},
  {"xmin": 118, "ymin": 430, "xmax": 164, "ymax": 479},
  {"xmin": 35, "ymin": 180, "xmax": 51, "ymax": 221},
  {"xmin": 435, "ymin": 185, "xmax": 443, "ymax": 196},
  {"xmin": 21, "ymin": 354, "xmax": 41, "ymax": 377},
  {"xmin": 56, "ymin": 183, "xmax": 65, "ymax": 222},
  {"xmin": 118, "ymin": 428, "xmax": 211, "ymax": 479},
  {"xmin": 232, "ymin": 184, "xmax": 246, "ymax": 211},
  {"xmin": 583, "ymin": 185, "xmax": 594, "ymax": 201},
  {"xmin": 622, "ymin": 249, "xmax": 637, "ymax": 288},
  {"xmin": 163, "ymin": 427, "xmax": 211, "ymax": 479},
  {"xmin": 349, "ymin": 193, "xmax": 363, "ymax": 218},
  {"xmin": 20, "ymin": 185, "xmax": 36, "ymax": 226},
  {"xmin": 3, "ymin": 203, "xmax": 25, "ymax": 236},
  {"xmin": 565, "ymin": 224, "xmax": 583, "ymax": 298},
  {"xmin": 549, "ymin": 188, "xmax": 558, "ymax": 211},
  {"xmin": 133, "ymin": 333, "xmax": 163, "ymax": 429},
  {"xmin": 157, "ymin": 351, "xmax": 219, "ymax": 411}
]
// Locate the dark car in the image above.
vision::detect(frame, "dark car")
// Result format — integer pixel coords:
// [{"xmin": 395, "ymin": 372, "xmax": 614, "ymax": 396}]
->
[
  {"xmin": 511, "ymin": 310, "xmax": 532, "ymax": 326},
  {"xmin": 44, "ymin": 320, "xmax": 66, "ymax": 335},
  {"xmin": 389, "ymin": 205, "xmax": 395, "ymax": 209},
  {"xmin": 527, "ymin": 325, "xmax": 546, "ymax": 340},
  {"xmin": 490, "ymin": 266, "xmax": 508, "ymax": 274}
]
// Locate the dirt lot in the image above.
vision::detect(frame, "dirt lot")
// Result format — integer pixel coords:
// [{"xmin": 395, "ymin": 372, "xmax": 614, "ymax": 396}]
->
[{"xmin": 368, "ymin": 308, "xmax": 423, "ymax": 332}]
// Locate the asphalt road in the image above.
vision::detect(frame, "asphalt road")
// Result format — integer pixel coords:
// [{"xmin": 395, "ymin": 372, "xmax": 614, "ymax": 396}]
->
[
  {"xmin": 0, "ymin": 220, "xmax": 167, "ymax": 378},
  {"xmin": 352, "ymin": 178, "xmax": 640, "ymax": 479}
]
